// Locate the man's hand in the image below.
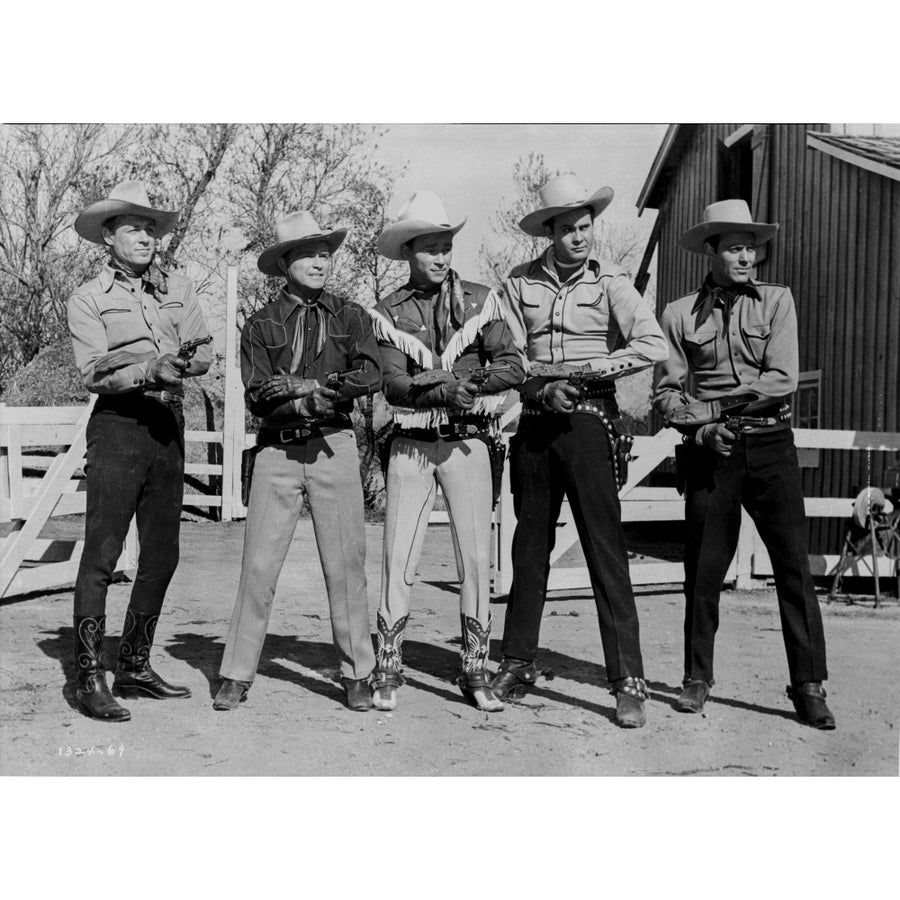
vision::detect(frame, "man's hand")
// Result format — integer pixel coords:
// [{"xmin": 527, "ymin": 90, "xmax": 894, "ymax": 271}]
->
[
  {"xmin": 442, "ymin": 380, "xmax": 479, "ymax": 410},
  {"xmin": 542, "ymin": 381, "xmax": 582, "ymax": 414},
  {"xmin": 666, "ymin": 398, "xmax": 722, "ymax": 428},
  {"xmin": 701, "ymin": 423, "xmax": 738, "ymax": 456},
  {"xmin": 149, "ymin": 354, "xmax": 188, "ymax": 388},
  {"xmin": 306, "ymin": 386, "xmax": 341, "ymax": 417},
  {"xmin": 257, "ymin": 372, "xmax": 317, "ymax": 403},
  {"xmin": 412, "ymin": 369, "xmax": 456, "ymax": 387}
]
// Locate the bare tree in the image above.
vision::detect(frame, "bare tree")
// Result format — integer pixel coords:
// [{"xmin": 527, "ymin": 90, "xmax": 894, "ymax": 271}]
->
[
  {"xmin": 478, "ymin": 152, "xmax": 560, "ymax": 289},
  {"xmin": 0, "ymin": 124, "xmax": 136, "ymax": 387}
]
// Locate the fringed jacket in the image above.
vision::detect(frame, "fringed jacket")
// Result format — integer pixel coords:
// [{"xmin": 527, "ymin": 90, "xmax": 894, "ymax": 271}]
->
[{"xmin": 369, "ymin": 274, "xmax": 524, "ymax": 429}]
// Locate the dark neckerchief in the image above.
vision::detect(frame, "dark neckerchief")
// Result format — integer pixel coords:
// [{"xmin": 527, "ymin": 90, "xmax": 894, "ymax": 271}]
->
[
  {"xmin": 692, "ymin": 273, "xmax": 760, "ymax": 329},
  {"xmin": 109, "ymin": 255, "xmax": 169, "ymax": 296}
]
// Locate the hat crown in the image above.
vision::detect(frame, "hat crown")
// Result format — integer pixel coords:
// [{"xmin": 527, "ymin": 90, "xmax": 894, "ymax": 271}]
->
[
  {"xmin": 538, "ymin": 173, "xmax": 595, "ymax": 209},
  {"xmin": 395, "ymin": 190, "xmax": 453, "ymax": 228},
  {"xmin": 273, "ymin": 210, "xmax": 330, "ymax": 245},
  {"xmin": 107, "ymin": 180, "xmax": 156, "ymax": 208},
  {"xmin": 699, "ymin": 199, "xmax": 756, "ymax": 226}
]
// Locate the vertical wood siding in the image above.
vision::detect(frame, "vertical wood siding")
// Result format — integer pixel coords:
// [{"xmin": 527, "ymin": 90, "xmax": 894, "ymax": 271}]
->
[{"xmin": 652, "ymin": 123, "xmax": 900, "ymax": 553}]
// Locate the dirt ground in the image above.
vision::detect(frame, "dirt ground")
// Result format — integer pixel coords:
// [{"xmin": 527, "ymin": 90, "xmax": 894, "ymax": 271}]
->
[{"xmin": 1, "ymin": 518, "xmax": 898, "ymax": 777}]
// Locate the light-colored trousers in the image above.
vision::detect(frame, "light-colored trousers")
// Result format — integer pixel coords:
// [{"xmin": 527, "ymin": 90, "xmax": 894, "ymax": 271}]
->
[
  {"xmin": 220, "ymin": 428, "xmax": 375, "ymax": 683},
  {"xmin": 380, "ymin": 435, "xmax": 493, "ymax": 629}
]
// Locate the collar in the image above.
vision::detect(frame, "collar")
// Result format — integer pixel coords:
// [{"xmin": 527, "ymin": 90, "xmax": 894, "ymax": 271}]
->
[
  {"xmin": 386, "ymin": 277, "xmax": 472, "ymax": 307},
  {"xmin": 98, "ymin": 261, "xmax": 170, "ymax": 294},
  {"xmin": 692, "ymin": 273, "xmax": 761, "ymax": 312},
  {"xmin": 535, "ymin": 247, "xmax": 601, "ymax": 285},
  {"xmin": 275, "ymin": 287, "xmax": 339, "ymax": 318}
]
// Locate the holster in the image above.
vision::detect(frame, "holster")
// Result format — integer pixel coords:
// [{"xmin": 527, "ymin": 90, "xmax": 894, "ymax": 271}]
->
[
  {"xmin": 241, "ymin": 446, "xmax": 261, "ymax": 507},
  {"xmin": 476, "ymin": 434, "xmax": 507, "ymax": 509},
  {"xmin": 614, "ymin": 431, "xmax": 634, "ymax": 491},
  {"xmin": 377, "ymin": 427, "xmax": 396, "ymax": 477}
]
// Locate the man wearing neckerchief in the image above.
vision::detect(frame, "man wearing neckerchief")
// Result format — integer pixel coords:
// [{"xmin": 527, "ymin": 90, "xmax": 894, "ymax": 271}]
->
[
  {"xmin": 654, "ymin": 199, "xmax": 834, "ymax": 729},
  {"xmin": 67, "ymin": 181, "xmax": 212, "ymax": 722},
  {"xmin": 368, "ymin": 191, "xmax": 524, "ymax": 713}
]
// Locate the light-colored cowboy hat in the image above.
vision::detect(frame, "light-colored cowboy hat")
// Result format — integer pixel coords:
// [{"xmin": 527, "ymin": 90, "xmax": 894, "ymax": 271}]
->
[
  {"xmin": 680, "ymin": 199, "xmax": 779, "ymax": 254},
  {"xmin": 377, "ymin": 190, "xmax": 467, "ymax": 261},
  {"xmin": 74, "ymin": 180, "xmax": 179, "ymax": 245},
  {"xmin": 518, "ymin": 173, "xmax": 614, "ymax": 237},
  {"xmin": 257, "ymin": 210, "xmax": 348, "ymax": 276}
]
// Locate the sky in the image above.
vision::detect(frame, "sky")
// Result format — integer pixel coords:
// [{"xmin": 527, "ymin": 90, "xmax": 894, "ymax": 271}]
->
[{"xmin": 372, "ymin": 123, "xmax": 668, "ymax": 276}]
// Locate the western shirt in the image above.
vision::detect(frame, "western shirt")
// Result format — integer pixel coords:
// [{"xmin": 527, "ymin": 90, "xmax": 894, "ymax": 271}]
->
[
  {"xmin": 654, "ymin": 276, "xmax": 800, "ymax": 418},
  {"xmin": 502, "ymin": 249, "xmax": 668, "ymax": 376},
  {"xmin": 241, "ymin": 288, "xmax": 382, "ymax": 426},
  {"xmin": 375, "ymin": 280, "xmax": 524, "ymax": 409},
  {"xmin": 67, "ymin": 263, "xmax": 212, "ymax": 393}
]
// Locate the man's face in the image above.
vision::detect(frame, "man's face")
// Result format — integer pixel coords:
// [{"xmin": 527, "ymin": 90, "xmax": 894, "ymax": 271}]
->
[
  {"xmin": 403, "ymin": 232, "xmax": 453, "ymax": 287},
  {"xmin": 102, "ymin": 215, "xmax": 157, "ymax": 269},
  {"xmin": 547, "ymin": 208, "xmax": 594, "ymax": 266},
  {"xmin": 707, "ymin": 231, "xmax": 758, "ymax": 286},
  {"xmin": 279, "ymin": 241, "xmax": 332, "ymax": 292}
]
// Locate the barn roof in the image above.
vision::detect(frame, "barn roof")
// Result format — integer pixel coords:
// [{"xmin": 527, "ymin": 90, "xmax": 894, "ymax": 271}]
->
[
  {"xmin": 638, "ymin": 126, "xmax": 900, "ymax": 214},
  {"xmin": 806, "ymin": 131, "xmax": 900, "ymax": 182}
]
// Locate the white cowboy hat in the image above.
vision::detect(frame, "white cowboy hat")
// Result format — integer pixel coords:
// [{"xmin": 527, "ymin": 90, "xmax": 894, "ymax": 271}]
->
[
  {"xmin": 257, "ymin": 210, "xmax": 348, "ymax": 276},
  {"xmin": 75, "ymin": 180, "xmax": 179, "ymax": 245},
  {"xmin": 376, "ymin": 190, "xmax": 466, "ymax": 261},
  {"xmin": 518, "ymin": 173, "xmax": 614, "ymax": 238},
  {"xmin": 680, "ymin": 199, "xmax": 779, "ymax": 254}
]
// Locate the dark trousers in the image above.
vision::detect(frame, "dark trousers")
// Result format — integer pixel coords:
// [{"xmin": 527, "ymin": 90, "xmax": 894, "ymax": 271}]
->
[
  {"xmin": 73, "ymin": 396, "xmax": 185, "ymax": 619},
  {"xmin": 502, "ymin": 412, "xmax": 643, "ymax": 681},
  {"xmin": 683, "ymin": 428, "xmax": 828, "ymax": 685}
]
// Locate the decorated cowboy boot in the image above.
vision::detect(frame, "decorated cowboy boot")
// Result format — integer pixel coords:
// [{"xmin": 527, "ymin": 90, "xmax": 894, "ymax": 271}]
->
[
  {"xmin": 73, "ymin": 615, "xmax": 131, "ymax": 721},
  {"xmin": 458, "ymin": 613, "xmax": 503, "ymax": 712},
  {"xmin": 372, "ymin": 610, "xmax": 408, "ymax": 711},
  {"xmin": 113, "ymin": 609, "xmax": 191, "ymax": 699}
]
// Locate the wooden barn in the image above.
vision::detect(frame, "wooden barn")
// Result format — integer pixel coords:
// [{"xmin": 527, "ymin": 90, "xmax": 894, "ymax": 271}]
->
[{"xmin": 636, "ymin": 123, "xmax": 900, "ymax": 554}]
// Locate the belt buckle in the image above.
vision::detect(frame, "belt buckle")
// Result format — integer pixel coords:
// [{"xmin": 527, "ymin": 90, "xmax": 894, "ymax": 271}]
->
[{"xmin": 278, "ymin": 427, "xmax": 294, "ymax": 443}]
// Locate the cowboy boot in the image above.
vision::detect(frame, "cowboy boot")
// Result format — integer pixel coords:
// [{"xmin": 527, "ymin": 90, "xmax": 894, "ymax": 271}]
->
[
  {"xmin": 113, "ymin": 609, "xmax": 191, "ymax": 699},
  {"xmin": 73, "ymin": 615, "xmax": 131, "ymax": 721},
  {"xmin": 611, "ymin": 676, "xmax": 648, "ymax": 728},
  {"xmin": 458, "ymin": 614, "xmax": 503, "ymax": 712},
  {"xmin": 787, "ymin": 682, "xmax": 836, "ymax": 730},
  {"xmin": 490, "ymin": 656, "xmax": 537, "ymax": 701},
  {"xmin": 372, "ymin": 610, "xmax": 408, "ymax": 711}
]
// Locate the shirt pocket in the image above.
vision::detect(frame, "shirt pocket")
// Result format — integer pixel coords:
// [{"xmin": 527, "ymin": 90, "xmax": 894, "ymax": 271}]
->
[
  {"xmin": 684, "ymin": 328, "xmax": 719, "ymax": 371},
  {"xmin": 740, "ymin": 322, "xmax": 771, "ymax": 365},
  {"xmin": 97, "ymin": 305, "xmax": 139, "ymax": 349}
]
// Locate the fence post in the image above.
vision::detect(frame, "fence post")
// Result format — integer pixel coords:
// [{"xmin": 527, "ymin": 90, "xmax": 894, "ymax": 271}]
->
[{"xmin": 221, "ymin": 267, "xmax": 240, "ymax": 521}]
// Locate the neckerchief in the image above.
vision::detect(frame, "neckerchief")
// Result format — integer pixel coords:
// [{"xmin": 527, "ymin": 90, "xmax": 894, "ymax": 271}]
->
[
  {"xmin": 693, "ymin": 274, "xmax": 759, "ymax": 330},
  {"xmin": 285, "ymin": 290, "xmax": 327, "ymax": 371},
  {"xmin": 108, "ymin": 255, "xmax": 169, "ymax": 296}
]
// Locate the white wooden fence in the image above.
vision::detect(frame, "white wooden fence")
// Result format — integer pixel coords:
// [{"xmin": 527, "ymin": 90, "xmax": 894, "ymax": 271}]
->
[{"xmin": 3, "ymin": 265, "xmax": 897, "ymax": 599}]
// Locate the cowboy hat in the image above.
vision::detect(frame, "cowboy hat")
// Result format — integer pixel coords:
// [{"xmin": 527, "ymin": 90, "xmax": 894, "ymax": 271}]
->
[
  {"xmin": 680, "ymin": 199, "xmax": 779, "ymax": 254},
  {"xmin": 377, "ymin": 191, "xmax": 466, "ymax": 261},
  {"xmin": 518, "ymin": 173, "xmax": 614, "ymax": 237},
  {"xmin": 74, "ymin": 180, "xmax": 179, "ymax": 245},
  {"xmin": 257, "ymin": 210, "xmax": 348, "ymax": 276}
]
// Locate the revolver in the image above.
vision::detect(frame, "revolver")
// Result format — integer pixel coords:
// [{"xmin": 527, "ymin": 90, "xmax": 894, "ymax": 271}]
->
[
  {"xmin": 177, "ymin": 335, "xmax": 213, "ymax": 361},
  {"xmin": 325, "ymin": 365, "xmax": 364, "ymax": 390},
  {"xmin": 466, "ymin": 361, "xmax": 512, "ymax": 390}
]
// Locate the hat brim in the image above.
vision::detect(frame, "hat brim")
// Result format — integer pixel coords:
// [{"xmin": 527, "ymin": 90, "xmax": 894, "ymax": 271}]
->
[
  {"xmin": 377, "ymin": 217, "xmax": 467, "ymax": 261},
  {"xmin": 74, "ymin": 200, "xmax": 179, "ymax": 245},
  {"xmin": 680, "ymin": 221, "xmax": 779, "ymax": 255},
  {"xmin": 257, "ymin": 229, "xmax": 348, "ymax": 276},
  {"xmin": 518, "ymin": 187, "xmax": 614, "ymax": 238}
]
